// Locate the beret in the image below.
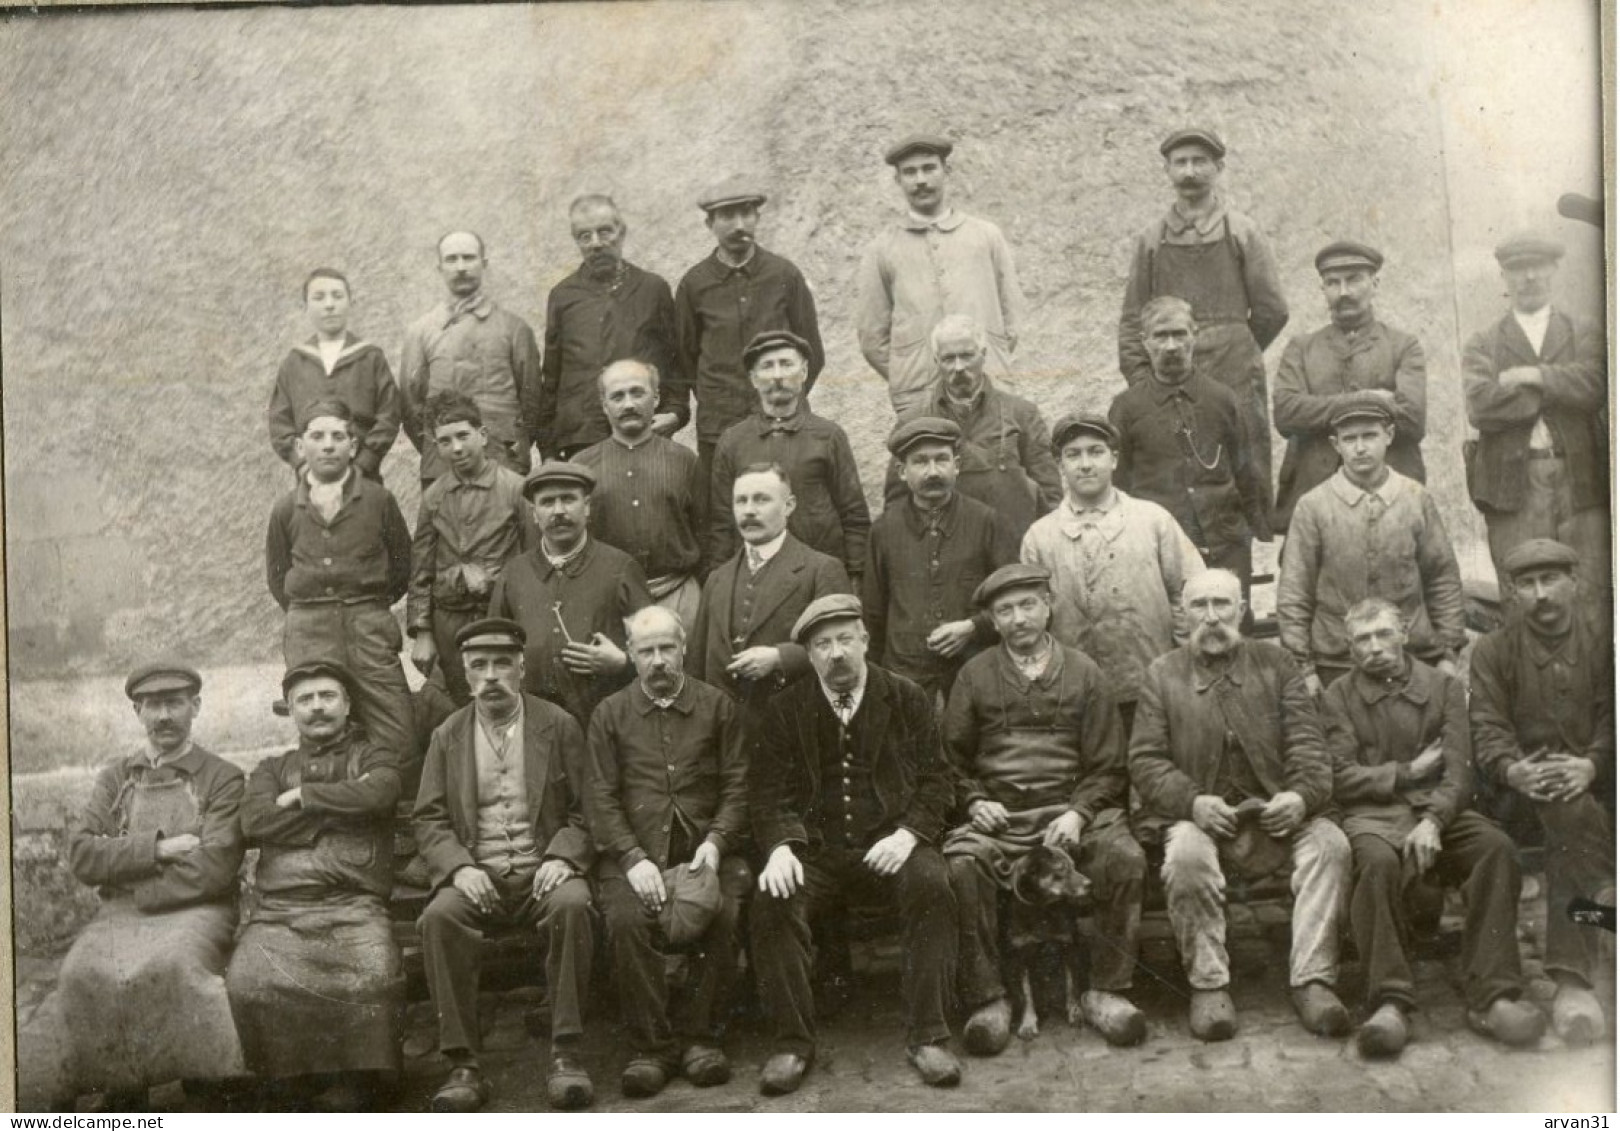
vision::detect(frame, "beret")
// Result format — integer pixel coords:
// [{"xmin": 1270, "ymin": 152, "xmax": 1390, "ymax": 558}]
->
[
  {"xmin": 455, "ymin": 616, "xmax": 528, "ymax": 652},
  {"xmin": 125, "ymin": 659, "xmax": 202, "ymax": 701},
  {"xmin": 887, "ymin": 416, "xmax": 962, "ymax": 457},
  {"xmin": 1050, "ymin": 410, "xmax": 1119, "ymax": 453},
  {"xmin": 792, "ymin": 593, "xmax": 865, "ymax": 644},
  {"xmin": 697, "ymin": 175, "xmax": 768, "ymax": 213},
  {"xmin": 281, "ymin": 658, "xmax": 358, "ymax": 700},
  {"xmin": 1160, "ymin": 127, "xmax": 1226, "ymax": 159},
  {"xmin": 973, "ymin": 563, "xmax": 1053, "ymax": 609},
  {"xmin": 1315, "ymin": 240, "xmax": 1384, "ymax": 274},
  {"xmin": 1495, "ymin": 231, "xmax": 1565, "ymax": 266},
  {"xmin": 522, "ymin": 460, "xmax": 596, "ymax": 499},
  {"xmin": 659, "ymin": 864, "xmax": 722, "ymax": 947},
  {"xmin": 1327, "ymin": 391, "xmax": 1394, "ymax": 430},
  {"xmin": 884, "ymin": 133, "xmax": 954, "ymax": 166},
  {"xmin": 742, "ymin": 329, "xmax": 812, "ymax": 371},
  {"xmin": 1502, "ymin": 538, "xmax": 1581, "ymax": 577}
]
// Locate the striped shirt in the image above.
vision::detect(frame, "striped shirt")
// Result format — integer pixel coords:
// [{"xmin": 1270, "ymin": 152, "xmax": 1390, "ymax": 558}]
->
[{"xmin": 575, "ymin": 432, "xmax": 705, "ymax": 582}]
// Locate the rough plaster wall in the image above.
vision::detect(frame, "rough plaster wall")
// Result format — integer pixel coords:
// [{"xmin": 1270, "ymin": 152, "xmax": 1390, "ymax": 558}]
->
[{"xmin": 0, "ymin": 0, "xmax": 1601, "ymax": 675}]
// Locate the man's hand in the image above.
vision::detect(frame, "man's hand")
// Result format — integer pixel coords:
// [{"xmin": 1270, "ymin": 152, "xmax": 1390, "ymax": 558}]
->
[
  {"xmin": 968, "ymin": 799, "xmax": 1010, "ymax": 834},
  {"xmin": 155, "ymin": 833, "xmax": 201, "ymax": 863},
  {"xmin": 410, "ymin": 633, "xmax": 439, "ymax": 677},
  {"xmin": 651, "ymin": 412, "xmax": 680, "ymax": 436},
  {"xmin": 1402, "ymin": 817, "xmax": 1443, "ymax": 875},
  {"xmin": 1191, "ymin": 795, "xmax": 1238, "ymax": 839},
  {"xmin": 453, "ymin": 865, "xmax": 500, "ymax": 915},
  {"xmin": 864, "ymin": 828, "xmax": 918, "ymax": 877},
  {"xmin": 1538, "ymin": 753, "xmax": 1597, "ymax": 803},
  {"xmin": 534, "ymin": 858, "xmax": 578, "ymax": 898},
  {"xmin": 1303, "ymin": 672, "xmax": 1325, "ymax": 700},
  {"xmin": 1499, "ymin": 365, "xmax": 1544, "ymax": 390},
  {"xmin": 1259, "ymin": 791, "xmax": 1307, "ymax": 837},
  {"xmin": 560, "ymin": 633, "xmax": 628, "ymax": 677},
  {"xmin": 759, "ymin": 844, "xmax": 803, "ymax": 899},
  {"xmin": 626, "ymin": 859, "xmax": 667, "ymax": 911},
  {"xmin": 1406, "ymin": 738, "xmax": 1445, "ymax": 784},
  {"xmin": 1505, "ymin": 751, "xmax": 1558, "ymax": 802},
  {"xmin": 1435, "ymin": 656, "xmax": 1458, "ymax": 677},
  {"xmin": 926, "ymin": 620, "xmax": 977, "ymax": 659},
  {"xmin": 726, "ymin": 646, "xmax": 782, "ymax": 682},
  {"xmin": 1043, "ymin": 810, "xmax": 1085, "ymax": 847},
  {"xmin": 690, "ymin": 841, "xmax": 721, "ymax": 873},
  {"xmin": 275, "ymin": 786, "xmax": 303, "ymax": 810}
]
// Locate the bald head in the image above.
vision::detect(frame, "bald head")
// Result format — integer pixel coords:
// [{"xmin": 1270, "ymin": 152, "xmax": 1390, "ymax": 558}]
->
[
  {"xmin": 625, "ymin": 604, "xmax": 686, "ymax": 697},
  {"xmin": 600, "ymin": 358, "xmax": 660, "ymax": 442}
]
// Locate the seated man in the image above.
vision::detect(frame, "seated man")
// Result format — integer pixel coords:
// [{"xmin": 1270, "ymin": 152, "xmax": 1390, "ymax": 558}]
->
[
  {"xmin": 1471, "ymin": 539, "xmax": 1615, "ymax": 1045},
  {"xmin": 585, "ymin": 606, "xmax": 752, "ymax": 1098},
  {"xmin": 1129, "ymin": 570, "xmax": 1351, "ymax": 1041},
  {"xmin": 60, "ymin": 660, "xmax": 246, "ymax": 1109},
  {"xmin": 226, "ymin": 660, "xmax": 406, "ymax": 1110},
  {"xmin": 413, "ymin": 619, "xmax": 597, "ymax": 1111},
  {"xmin": 748, "ymin": 595, "xmax": 960, "ymax": 1094},
  {"xmin": 943, "ymin": 564, "xmax": 1148, "ymax": 1054},
  {"xmin": 1324, "ymin": 598, "xmax": 1544, "ymax": 1058}
]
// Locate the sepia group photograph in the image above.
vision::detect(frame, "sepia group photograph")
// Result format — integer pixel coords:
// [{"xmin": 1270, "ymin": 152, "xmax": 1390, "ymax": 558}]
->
[{"xmin": 0, "ymin": 0, "xmax": 1614, "ymax": 1116}]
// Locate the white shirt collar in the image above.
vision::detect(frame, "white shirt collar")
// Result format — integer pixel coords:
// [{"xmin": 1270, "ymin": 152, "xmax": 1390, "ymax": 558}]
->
[
  {"xmin": 1513, "ymin": 304, "xmax": 1552, "ymax": 353},
  {"xmin": 744, "ymin": 529, "xmax": 788, "ymax": 564},
  {"xmin": 820, "ymin": 669, "xmax": 869, "ymax": 719}
]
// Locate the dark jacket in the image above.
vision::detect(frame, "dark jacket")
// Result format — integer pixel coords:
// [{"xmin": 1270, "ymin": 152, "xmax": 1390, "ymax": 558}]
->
[
  {"xmin": 266, "ymin": 470, "xmax": 413, "ymax": 610},
  {"xmin": 411, "ymin": 694, "xmax": 594, "ymax": 889},
  {"xmin": 268, "ymin": 335, "xmax": 402, "ymax": 479}
]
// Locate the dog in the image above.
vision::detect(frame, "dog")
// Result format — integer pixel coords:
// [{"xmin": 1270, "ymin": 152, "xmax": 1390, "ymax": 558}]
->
[{"xmin": 1000, "ymin": 844, "xmax": 1093, "ymax": 1040}]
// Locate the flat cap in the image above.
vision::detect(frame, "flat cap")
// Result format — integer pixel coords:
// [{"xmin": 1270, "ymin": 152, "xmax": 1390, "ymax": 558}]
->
[
  {"xmin": 742, "ymin": 329, "xmax": 812, "ymax": 371},
  {"xmin": 1495, "ymin": 231, "xmax": 1565, "ymax": 266},
  {"xmin": 884, "ymin": 133, "xmax": 954, "ymax": 166},
  {"xmin": 973, "ymin": 563, "xmax": 1053, "ymax": 609},
  {"xmin": 1050, "ymin": 411, "xmax": 1119, "ymax": 453},
  {"xmin": 1327, "ymin": 391, "xmax": 1394, "ymax": 430},
  {"xmin": 660, "ymin": 864, "xmax": 722, "ymax": 947},
  {"xmin": 455, "ymin": 616, "xmax": 528, "ymax": 652},
  {"xmin": 1160, "ymin": 127, "xmax": 1226, "ymax": 159},
  {"xmin": 697, "ymin": 175, "xmax": 768, "ymax": 213},
  {"xmin": 125, "ymin": 659, "xmax": 202, "ymax": 701},
  {"xmin": 280, "ymin": 658, "xmax": 357, "ymax": 700},
  {"xmin": 1502, "ymin": 538, "xmax": 1581, "ymax": 577},
  {"xmin": 1315, "ymin": 240, "xmax": 1384, "ymax": 274},
  {"xmin": 887, "ymin": 416, "xmax": 962, "ymax": 457},
  {"xmin": 522, "ymin": 460, "xmax": 596, "ymax": 499},
  {"xmin": 791, "ymin": 593, "xmax": 865, "ymax": 644}
]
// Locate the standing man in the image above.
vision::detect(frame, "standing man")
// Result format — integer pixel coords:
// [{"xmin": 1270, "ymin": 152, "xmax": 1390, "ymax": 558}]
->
[
  {"xmin": 576, "ymin": 359, "xmax": 708, "ymax": 632},
  {"xmin": 585, "ymin": 606, "xmax": 752, "ymax": 1098},
  {"xmin": 1130, "ymin": 570, "xmax": 1351, "ymax": 1041},
  {"xmin": 1462, "ymin": 232, "xmax": 1608, "ymax": 613},
  {"xmin": 674, "ymin": 177, "xmax": 825, "ymax": 523},
  {"xmin": 1119, "ymin": 127, "xmax": 1288, "ymax": 518},
  {"xmin": 689, "ymin": 463, "xmax": 850, "ymax": 704},
  {"xmin": 1277, "ymin": 395, "xmax": 1465, "ymax": 696},
  {"xmin": 401, "ymin": 230, "xmax": 543, "ymax": 483},
  {"xmin": 748, "ymin": 595, "xmax": 961, "ymax": 1094},
  {"xmin": 540, "ymin": 195, "xmax": 679, "ymax": 459},
  {"xmin": 1324, "ymin": 599, "xmax": 1544, "ymax": 1058},
  {"xmin": 1111, "ymin": 296, "xmax": 1270, "ymax": 612},
  {"xmin": 408, "ymin": 392, "xmax": 537, "ymax": 708},
  {"xmin": 1470, "ymin": 539, "xmax": 1614, "ymax": 1046},
  {"xmin": 413, "ymin": 619, "xmax": 597, "ymax": 1111},
  {"xmin": 856, "ymin": 134, "xmax": 1025, "ymax": 416},
  {"xmin": 58, "ymin": 660, "xmax": 245, "ymax": 1109},
  {"xmin": 266, "ymin": 399, "xmax": 415, "ymax": 770},
  {"xmin": 487, "ymin": 462, "xmax": 651, "ymax": 728},
  {"xmin": 944, "ymin": 565, "xmax": 1148, "ymax": 1055},
  {"xmin": 1021, "ymin": 411, "xmax": 1203, "ymax": 734},
  {"xmin": 709, "ymin": 330, "xmax": 869, "ymax": 582},
  {"xmin": 886, "ymin": 314, "xmax": 1063, "ymax": 542},
  {"xmin": 1273, "ymin": 241, "xmax": 1427, "ymax": 532},
  {"xmin": 863, "ymin": 417, "xmax": 1018, "ymax": 704},
  {"xmin": 227, "ymin": 661, "xmax": 405, "ymax": 1111}
]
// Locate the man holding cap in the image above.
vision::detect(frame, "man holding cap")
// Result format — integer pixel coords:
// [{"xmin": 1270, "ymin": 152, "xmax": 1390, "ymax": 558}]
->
[
  {"xmin": 864, "ymin": 416, "xmax": 1018, "ymax": 704},
  {"xmin": 413, "ymin": 618, "xmax": 598, "ymax": 1111},
  {"xmin": 674, "ymin": 175, "xmax": 824, "ymax": 523},
  {"xmin": 943, "ymin": 564, "xmax": 1148, "ymax": 1055},
  {"xmin": 1273, "ymin": 240, "xmax": 1428, "ymax": 531},
  {"xmin": 58, "ymin": 661, "xmax": 245, "ymax": 1109},
  {"xmin": 856, "ymin": 134, "xmax": 1025, "ymax": 416},
  {"xmin": 748, "ymin": 594, "xmax": 960, "ymax": 1094},
  {"xmin": 539, "ymin": 195, "xmax": 678, "ymax": 459},
  {"xmin": 1462, "ymin": 231, "xmax": 1608, "ymax": 615},
  {"xmin": 487, "ymin": 460, "xmax": 651, "ymax": 728},
  {"xmin": 708, "ymin": 329, "xmax": 870, "ymax": 580},
  {"xmin": 1020, "ymin": 410, "xmax": 1203, "ymax": 735},
  {"xmin": 1470, "ymin": 539, "xmax": 1614, "ymax": 1046},
  {"xmin": 1277, "ymin": 392, "xmax": 1465, "ymax": 696},
  {"xmin": 227, "ymin": 660, "xmax": 405, "ymax": 1110},
  {"xmin": 1119, "ymin": 128, "xmax": 1289, "ymax": 511},
  {"xmin": 584, "ymin": 605, "xmax": 752, "ymax": 1098}
]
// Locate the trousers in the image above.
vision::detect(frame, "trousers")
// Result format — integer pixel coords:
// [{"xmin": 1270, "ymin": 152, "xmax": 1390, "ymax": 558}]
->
[
  {"xmin": 1482, "ymin": 455, "xmax": 1611, "ymax": 621},
  {"xmin": 429, "ymin": 605, "xmax": 484, "ymax": 708},
  {"xmin": 1534, "ymin": 794, "xmax": 1615, "ymax": 987},
  {"xmin": 283, "ymin": 602, "xmax": 414, "ymax": 771}
]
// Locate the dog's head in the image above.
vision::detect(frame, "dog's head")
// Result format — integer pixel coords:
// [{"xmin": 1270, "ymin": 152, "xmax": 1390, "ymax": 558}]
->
[{"xmin": 1011, "ymin": 845, "xmax": 1092, "ymax": 909}]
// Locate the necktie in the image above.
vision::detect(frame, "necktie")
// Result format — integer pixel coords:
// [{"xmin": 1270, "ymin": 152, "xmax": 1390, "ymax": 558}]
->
[
  {"xmin": 747, "ymin": 546, "xmax": 765, "ymax": 575},
  {"xmin": 835, "ymin": 692, "xmax": 855, "ymax": 724}
]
